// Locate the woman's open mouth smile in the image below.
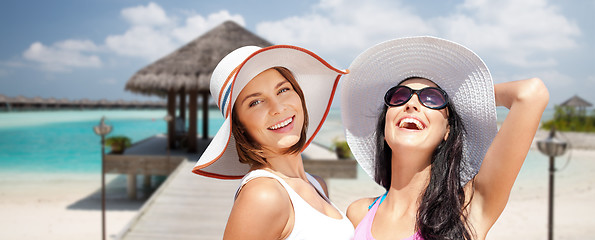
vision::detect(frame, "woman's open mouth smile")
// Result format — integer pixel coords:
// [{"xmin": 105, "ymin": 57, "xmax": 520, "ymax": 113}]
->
[
  {"xmin": 398, "ymin": 117, "xmax": 426, "ymax": 130},
  {"xmin": 267, "ymin": 116, "xmax": 295, "ymax": 132}
]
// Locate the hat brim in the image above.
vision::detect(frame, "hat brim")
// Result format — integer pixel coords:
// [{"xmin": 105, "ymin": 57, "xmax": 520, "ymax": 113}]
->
[
  {"xmin": 193, "ymin": 45, "xmax": 347, "ymax": 179},
  {"xmin": 341, "ymin": 36, "xmax": 497, "ymax": 185}
]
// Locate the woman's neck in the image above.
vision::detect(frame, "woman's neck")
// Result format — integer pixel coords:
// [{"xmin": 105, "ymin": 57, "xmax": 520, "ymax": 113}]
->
[
  {"xmin": 387, "ymin": 149, "xmax": 432, "ymax": 208},
  {"xmin": 259, "ymin": 152, "xmax": 307, "ymax": 180}
]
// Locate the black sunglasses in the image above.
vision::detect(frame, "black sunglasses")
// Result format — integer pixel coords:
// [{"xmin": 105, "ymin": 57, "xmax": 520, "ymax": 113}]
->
[{"xmin": 384, "ymin": 85, "xmax": 449, "ymax": 110}]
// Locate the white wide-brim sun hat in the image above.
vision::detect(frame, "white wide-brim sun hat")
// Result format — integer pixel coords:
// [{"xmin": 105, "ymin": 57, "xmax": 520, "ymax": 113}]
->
[
  {"xmin": 341, "ymin": 36, "xmax": 497, "ymax": 185},
  {"xmin": 193, "ymin": 45, "xmax": 348, "ymax": 179}
]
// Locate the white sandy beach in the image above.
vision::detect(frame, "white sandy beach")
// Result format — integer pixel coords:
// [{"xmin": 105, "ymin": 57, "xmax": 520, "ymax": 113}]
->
[
  {"xmin": 1, "ymin": 132, "xmax": 594, "ymax": 239},
  {"xmin": 486, "ymin": 148, "xmax": 595, "ymax": 240},
  {"xmin": 0, "ymin": 173, "xmax": 145, "ymax": 240},
  {"xmin": 328, "ymin": 148, "xmax": 595, "ymax": 240}
]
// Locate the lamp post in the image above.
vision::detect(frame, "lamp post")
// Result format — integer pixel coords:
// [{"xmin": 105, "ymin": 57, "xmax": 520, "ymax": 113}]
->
[
  {"xmin": 93, "ymin": 117, "xmax": 112, "ymax": 240},
  {"xmin": 536, "ymin": 127, "xmax": 567, "ymax": 240}
]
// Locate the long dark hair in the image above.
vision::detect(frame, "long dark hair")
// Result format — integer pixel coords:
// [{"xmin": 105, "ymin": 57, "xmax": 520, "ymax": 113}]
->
[{"xmin": 374, "ymin": 82, "xmax": 473, "ymax": 240}]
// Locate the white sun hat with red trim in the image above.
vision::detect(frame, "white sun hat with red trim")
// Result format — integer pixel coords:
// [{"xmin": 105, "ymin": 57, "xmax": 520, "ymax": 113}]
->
[
  {"xmin": 193, "ymin": 45, "xmax": 348, "ymax": 179},
  {"xmin": 341, "ymin": 36, "xmax": 497, "ymax": 185}
]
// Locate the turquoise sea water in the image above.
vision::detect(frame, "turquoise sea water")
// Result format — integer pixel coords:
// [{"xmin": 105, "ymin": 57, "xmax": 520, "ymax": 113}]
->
[
  {"xmin": 0, "ymin": 109, "xmax": 224, "ymax": 174},
  {"xmin": 0, "ymin": 108, "xmax": 554, "ymax": 175}
]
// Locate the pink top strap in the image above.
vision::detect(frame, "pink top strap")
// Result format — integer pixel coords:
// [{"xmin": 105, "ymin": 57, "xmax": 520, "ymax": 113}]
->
[{"xmin": 352, "ymin": 195, "xmax": 424, "ymax": 240}]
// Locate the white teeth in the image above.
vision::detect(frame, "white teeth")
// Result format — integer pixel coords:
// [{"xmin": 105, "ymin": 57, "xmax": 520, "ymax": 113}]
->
[
  {"xmin": 399, "ymin": 118, "xmax": 424, "ymax": 130},
  {"xmin": 268, "ymin": 117, "xmax": 293, "ymax": 130}
]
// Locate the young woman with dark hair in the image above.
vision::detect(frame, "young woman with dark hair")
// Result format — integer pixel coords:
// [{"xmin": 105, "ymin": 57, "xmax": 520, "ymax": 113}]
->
[{"xmin": 341, "ymin": 37, "xmax": 549, "ymax": 240}]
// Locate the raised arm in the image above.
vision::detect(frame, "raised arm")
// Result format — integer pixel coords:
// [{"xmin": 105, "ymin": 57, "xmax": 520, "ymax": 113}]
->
[{"xmin": 469, "ymin": 78, "xmax": 549, "ymax": 228}]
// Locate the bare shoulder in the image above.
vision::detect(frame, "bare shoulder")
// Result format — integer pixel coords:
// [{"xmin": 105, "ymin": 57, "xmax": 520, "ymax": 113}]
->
[
  {"xmin": 224, "ymin": 177, "xmax": 291, "ymax": 239},
  {"xmin": 346, "ymin": 197, "xmax": 376, "ymax": 227},
  {"xmin": 237, "ymin": 177, "xmax": 289, "ymax": 202}
]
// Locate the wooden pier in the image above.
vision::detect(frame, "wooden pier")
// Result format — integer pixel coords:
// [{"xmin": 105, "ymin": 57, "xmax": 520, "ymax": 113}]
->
[
  {"xmin": 105, "ymin": 135, "xmax": 188, "ymax": 200},
  {"xmin": 112, "ymin": 135, "xmax": 357, "ymax": 239},
  {"xmin": 117, "ymin": 160, "xmax": 239, "ymax": 239}
]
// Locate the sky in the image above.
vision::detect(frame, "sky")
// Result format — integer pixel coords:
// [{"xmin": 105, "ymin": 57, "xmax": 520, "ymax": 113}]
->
[{"xmin": 1, "ymin": 0, "xmax": 594, "ymax": 108}]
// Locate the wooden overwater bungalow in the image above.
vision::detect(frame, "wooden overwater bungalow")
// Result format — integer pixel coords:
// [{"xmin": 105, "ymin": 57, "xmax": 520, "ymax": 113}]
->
[
  {"xmin": 98, "ymin": 98, "xmax": 120, "ymax": 109},
  {"xmin": 78, "ymin": 98, "xmax": 95, "ymax": 109},
  {"xmin": 30, "ymin": 96, "xmax": 45, "ymax": 109},
  {"xmin": 45, "ymin": 97, "xmax": 58, "ymax": 109},
  {"xmin": 0, "ymin": 95, "xmax": 166, "ymax": 111},
  {"xmin": 125, "ymin": 100, "xmax": 141, "ymax": 109},
  {"xmin": 13, "ymin": 95, "xmax": 32, "ymax": 109},
  {"xmin": 112, "ymin": 99, "xmax": 126, "ymax": 109},
  {"xmin": 0, "ymin": 94, "xmax": 11, "ymax": 110},
  {"xmin": 56, "ymin": 98, "xmax": 71, "ymax": 109}
]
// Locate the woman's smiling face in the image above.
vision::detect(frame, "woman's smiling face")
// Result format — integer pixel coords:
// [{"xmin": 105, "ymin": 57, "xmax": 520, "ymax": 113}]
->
[
  {"xmin": 234, "ymin": 68, "xmax": 305, "ymax": 155},
  {"xmin": 384, "ymin": 78, "xmax": 450, "ymax": 155}
]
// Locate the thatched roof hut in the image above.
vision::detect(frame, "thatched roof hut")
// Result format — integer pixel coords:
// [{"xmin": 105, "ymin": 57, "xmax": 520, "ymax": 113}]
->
[
  {"xmin": 112, "ymin": 99, "xmax": 127, "ymax": 108},
  {"xmin": 560, "ymin": 95, "xmax": 592, "ymax": 116},
  {"xmin": 46, "ymin": 97, "xmax": 57, "ymax": 104},
  {"xmin": 14, "ymin": 95, "xmax": 28, "ymax": 101},
  {"xmin": 30, "ymin": 96, "xmax": 46, "ymax": 109},
  {"xmin": 126, "ymin": 100, "xmax": 142, "ymax": 109},
  {"xmin": 0, "ymin": 94, "xmax": 10, "ymax": 110},
  {"xmin": 560, "ymin": 95, "xmax": 592, "ymax": 108},
  {"xmin": 97, "ymin": 98, "xmax": 114, "ymax": 108},
  {"xmin": 57, "ymin": 98, "xmax": 72, "ymax": 108},
  {"xmin": 125, "ymin": 20, "xmax": 273, "ymax": 152},
  {"xmin": 77, "ymin": 98, "xmax": 95, "ymax": 109},
  {"xmin": 31, "ymin": 96, "xmax": 44, "ymax": 103},
  {"xmin": 125, "ymin": 20, "xmax": 272, "ymax": 95},
  {"xmin": 11, "ymin": 96, "xmax": 31, "ymax": 108},
  {"xmin": 45, "ymin": 97, "xmax": 58, "ymax": 109}
]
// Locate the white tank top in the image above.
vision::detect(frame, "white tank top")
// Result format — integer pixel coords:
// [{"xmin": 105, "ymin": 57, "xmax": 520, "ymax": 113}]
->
[{"xmin": 237, "ymin": 169, "xmax": 354, "ymax": 240}]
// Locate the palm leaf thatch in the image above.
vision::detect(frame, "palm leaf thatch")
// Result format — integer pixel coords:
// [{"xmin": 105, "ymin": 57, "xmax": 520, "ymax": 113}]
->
[
  {"xmin": 560, "ymin": 95, "xmax": 592, "ymax": 108},
  {"xmin": 0, "ymin": 94, "xmax": 9, "ymax": 103},
  {"xmin": 125, "ymin": 21, "xmax": 273, "ymax": 96}
]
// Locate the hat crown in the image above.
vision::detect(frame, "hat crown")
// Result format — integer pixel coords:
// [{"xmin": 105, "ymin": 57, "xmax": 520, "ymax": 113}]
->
[
  {"xmin": 341, "ymin": 36, "xmax": 497, "ymax": 186},
  {"xmin": 210, "ymin": 46, "xmax": 261, "ymax": 116}
]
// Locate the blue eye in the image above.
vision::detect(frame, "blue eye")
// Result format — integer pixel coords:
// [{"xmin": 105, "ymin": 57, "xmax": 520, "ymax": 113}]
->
[
  {"xmin": 278, "ymin": 87, "xmax": 290, "ymax": 94},
  {"xmin": 249, "ymin": 100, "xmax": 262, "ymax": 107}
]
